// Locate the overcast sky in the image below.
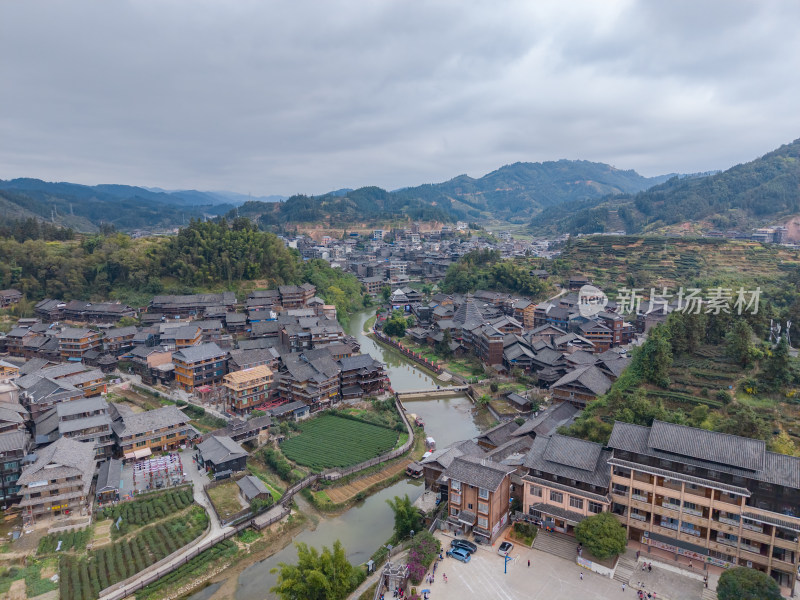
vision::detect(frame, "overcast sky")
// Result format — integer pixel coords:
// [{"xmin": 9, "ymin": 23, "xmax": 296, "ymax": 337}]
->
[{"xmin": 2, "ymin": 1, "xmax": 799, "ymax": 196}]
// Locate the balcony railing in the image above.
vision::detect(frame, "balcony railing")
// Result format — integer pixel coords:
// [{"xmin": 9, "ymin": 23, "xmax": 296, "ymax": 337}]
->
[
  {"xmin": 683, "ymin": 507, "xmax": 703, "ymax": 517},
  {"xmin": 632, "ymin": 493, "xmax": 649, "ymax": 503},
  {"xmin": 716, "ymin": 536, "xmax": 738, "ymax": 548},
  {"xmin": 661, "ymin": 502, "xmax": 681, "ymax": 512},
  {"xmin": 718, "ymin": 516, "xmax": 739, "ymax": 527},
  {"xmin": 630, "ymin": 512, "xmax": 648, "ymax": 522}
]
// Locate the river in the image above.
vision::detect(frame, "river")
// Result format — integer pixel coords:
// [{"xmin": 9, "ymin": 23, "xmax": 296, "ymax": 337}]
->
[{"xmin": 191, "ymin": 309, "xmax": 483, "ymax": 600}]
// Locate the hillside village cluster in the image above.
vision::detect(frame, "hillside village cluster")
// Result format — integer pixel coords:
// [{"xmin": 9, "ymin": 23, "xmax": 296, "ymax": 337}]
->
[{"xmin": 0, "ymin": 226, "xmax": 799, "ymax": 597}]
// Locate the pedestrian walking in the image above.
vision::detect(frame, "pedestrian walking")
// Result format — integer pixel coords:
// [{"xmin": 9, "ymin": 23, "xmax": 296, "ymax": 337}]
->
[
  {"xmin": 622, "ymin": 583, "xmax": 626, "ymax": 592},
  {"xmin": 580, "ymin": 572, "xmax": 584, "ymax": 580},
  {"xmin": 648, "ymin": 563, "xmax": 652, "ymax": 573},
  {"xmin": 527, "ymin": 558, "xmax": 530, "ymax": 567},
  {"xmin": 636, "ymin": 550, "xmax": 640, "ymax": 560},
  {"xmin": 443, "ymin": 573, "xmax": 448, "ymax": 583},
  {"xmin": 688, "ymin": 560, "xmax": 693, "ymax": 569}
]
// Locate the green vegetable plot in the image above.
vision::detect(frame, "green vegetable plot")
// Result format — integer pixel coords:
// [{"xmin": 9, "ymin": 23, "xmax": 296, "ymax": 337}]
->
[{"xmin": 280, "ymin": 415, "xmax": 398, "ymax": 470}]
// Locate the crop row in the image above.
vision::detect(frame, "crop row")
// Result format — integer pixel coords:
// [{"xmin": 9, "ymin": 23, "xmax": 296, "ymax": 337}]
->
[
  {"xmin": 101, "ymin": 488, "xmax": 193, "ymax": 537},
  {"xmin": 38, "ymin": 526, "xmax": 91, "ymax": 555},
  {"xmin": 647, "ymin": 389, "xmax": 723, "ymax": 409},
  {"xmin": 58, "ymin": 506, "xmax": 208, "ymax": 600},
  {"xmin": 280, "ymin": 415, "xmax": 398, "ymax": 470}
]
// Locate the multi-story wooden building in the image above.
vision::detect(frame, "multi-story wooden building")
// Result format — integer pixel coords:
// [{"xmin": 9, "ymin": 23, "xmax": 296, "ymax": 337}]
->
[
  {"xmin": 103, "ymin": 326, "xmax": 137, "ymax": 355},
  {"xmin": 279, "ymin": 353, "xmax": 340, "ymax": 406},
  {"xmin": 62, "ymin": 301, "xmax": 136, "ymax": 323},
  {"xmin": 549, "ymin": 365, "xmax": 612, "ymax": 407},
  {"xmin": 149, "ymin": 292, "xmax": 236, "ymax": 318},
  {"xmin": 278, "ymin": 283, "xmax": 316, "ymax": 309},
  {"xmin": 519, "ymin": 434, "xmax": 612, "ymax": 534},
  {"xmin": 607, "ymin": 420, "xmax": 800, "ymax": 594},
  {"xmin": 17, "ymin": 437, "xmax": 95, "ymax": 525},
  {"xmin": 0, "ymin": 430, "xmax": 32, "ymax": 507},
  {"xmin": 160, "ymin": 324, "xmax": 202, "ymax": 350},
  {"xmin": 0, "ymin": 360, "xmax": 20, "ymax": 380},
  {"xmin": 112, "ymin": 405, "xmax": 191, "ymax": 458},
  {"xmin": 223, "ymin": 365, "xmax": 274, "ymax": 413},
  {"xmin": 443, "ymin": 455, "xmax": 515, "ymax": 543},
  {"xmin": 57, "ymin": 328, "xmax": 102, "ymax": 360},
  {"xmin": 338, "ymin": 354, "xmax": 388, "ymax": 399},
  {"xmin": 0, "ymin": 289, "xmax": 22, "ymax": 308},
  {"xmin": 34, "ymin": 299, "xmax": 65, "ymax": 322},
  {"xmin": 172, "ymin": 343, "xmax": 228, "ymax": 392}
]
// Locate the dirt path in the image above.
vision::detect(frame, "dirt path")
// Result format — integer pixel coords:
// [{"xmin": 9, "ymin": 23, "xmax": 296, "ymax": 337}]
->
[
  {"xmin": 325, "ymin": 459, "xmax": 410, "ymax": 504},
  {"xmin": 92, "ymin": 520, "xmax": 113, "ymax": 548}
]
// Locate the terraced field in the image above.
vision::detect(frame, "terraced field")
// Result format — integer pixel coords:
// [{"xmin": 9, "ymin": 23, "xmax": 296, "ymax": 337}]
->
[
  {"xmin": 558, "ymin": 236, "xmax": 800, "ymax": 295},
  {"xmin": 280, "ymin": 415, "xmax": 399, "ymax": 470}
]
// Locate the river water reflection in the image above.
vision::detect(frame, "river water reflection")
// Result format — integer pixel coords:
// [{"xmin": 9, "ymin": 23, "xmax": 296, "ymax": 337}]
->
[{"xmin": 191, "ymin": 309, "xmax": 483, "ymax": 600}]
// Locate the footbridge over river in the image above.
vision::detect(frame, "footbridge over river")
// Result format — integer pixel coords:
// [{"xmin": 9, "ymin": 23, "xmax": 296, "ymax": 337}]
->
[{"xmin": 395, "ymin": 385, "xmax": 469, "ymax": 400}]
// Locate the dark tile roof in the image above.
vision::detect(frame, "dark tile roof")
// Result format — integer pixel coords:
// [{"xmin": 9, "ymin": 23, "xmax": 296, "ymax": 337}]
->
[
  {"xmin": 197, "ymin": 435, "xmax": 248, "ymax": 465},
  {"xmin": 237, "ymin": 475, "xmax": 270, "ymax": 501},
  {"xmin": 113, "ymin": 405, "xmax": 189, "ymax": 438},
  {"xmin": 648, "ymin": 420, "xmax": 765, "ymax": 471},
  {"xmin": 443, "ymin": 455, "xmax": 514, "ymax": 492},
  {"xmin": 551, "ymin": 365, "xmax": 612, "ymax": 396},
  {"xmin": 0, "ymin": 430, "xmax": 29, "ymax": 453},
  {"xmin": 542, "ymin": 435, "xmax": 602, "ymax": 471},
  {"xmin": 522, "ymin": 434, "xmax": 611, "ymax": 488},
  {"xmin": 476, "ymin": 420, "xmax": 519, "ymax": 448},
  {"xmin": 172, "ymin": 342, "xmax": 227, "ymax": 364},
  {"xmin": 607, "ymin": 421, "xmax": 800, "ymax": 489},
  {"xmin": 97, "ymin": 458, "xmax": 122, "ymax": 492},
  {"xmin": 512, "ymin": 402, "xmax": 580, "ymax": 438}
]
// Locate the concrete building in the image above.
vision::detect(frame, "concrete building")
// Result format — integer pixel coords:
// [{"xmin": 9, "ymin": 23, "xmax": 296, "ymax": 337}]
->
[
  {"xmin": 0, "ymin": 430, "xmax": 33, "ymax": 507},
  {"xmin": 607, "ymin": 420, "xmax": 800, "ymax": 594},
  {"xmin": 443, "ymin": 455, "xmax": 515, "ymax": 543}
]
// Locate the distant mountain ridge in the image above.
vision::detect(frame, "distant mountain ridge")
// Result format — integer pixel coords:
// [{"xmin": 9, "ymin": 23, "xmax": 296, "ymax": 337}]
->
[
  {"xmin": 230, "ymin": 160, "xmax": 672, "ymax": 229},
  {"xmin": 531, "ymin": 138, "xmax": 800, "ymax": 235},
  {"xmin": 0, "ymin": 158, "xmax": 675, "ymax": 233},
  {"xmin": 0, "ymin": 179, "xmax": 286, "ymax": 232}
]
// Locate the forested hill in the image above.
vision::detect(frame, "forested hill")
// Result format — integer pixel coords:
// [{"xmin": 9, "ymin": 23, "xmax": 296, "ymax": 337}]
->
[
  {"xmin": 231, "ymin": 160, "xmax": 670, "ymax": 229},
  {"xmin": 0, "ymin": 179, "xmax": 238, "ymax": 232},
  {"xmin": 531, "ymin": 137, "xmax": 800, "ymax": 235},
  {"xmin": 0, "ymin": 219, "xmax": 366, "ymax": 322}
]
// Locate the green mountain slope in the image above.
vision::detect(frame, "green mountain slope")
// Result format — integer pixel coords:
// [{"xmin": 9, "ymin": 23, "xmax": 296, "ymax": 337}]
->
[{"xmin": 532, "ymin": 138, "xmax": 800, "ymax": 235}]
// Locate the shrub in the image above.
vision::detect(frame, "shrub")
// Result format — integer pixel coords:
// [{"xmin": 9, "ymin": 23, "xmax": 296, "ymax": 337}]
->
[
  {"xmin": 490, "ymin": 382, "xmax": 499, "ymax": 393},
  {"xmin": 717, "ymin": 567, "xmax": 781, "ymax": 600},
  {"xmin": 716, "ymin": 389, "xmax": 733, "ymax": 404}
]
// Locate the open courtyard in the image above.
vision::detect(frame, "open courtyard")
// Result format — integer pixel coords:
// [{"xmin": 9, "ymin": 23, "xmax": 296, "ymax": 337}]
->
[{"xmin": 425, "ymin": 531, "xmax": 706, "ymax": 600}]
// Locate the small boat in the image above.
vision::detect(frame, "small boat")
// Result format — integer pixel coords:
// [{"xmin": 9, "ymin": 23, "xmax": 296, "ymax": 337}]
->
[
  {"xmin": 425, "ymin": 436, "xmax": 436, "ymax": 451},
  {"xmin": 415, "ymin": 416, "xmax": 425, "ymax": 427}
]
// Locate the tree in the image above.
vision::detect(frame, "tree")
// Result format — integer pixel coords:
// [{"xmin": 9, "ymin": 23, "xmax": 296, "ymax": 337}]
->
[
  {"xmin": 382, "ymin": 316, "xmax": 406, "ymax": 338},
  {"xmin": 635, "ymin": 326, "xmax": 672, "ymax": 387},
  {"xmin": 435, "ymin": 329, "xmax": 453, "ymax": 358},
  {"xmin": 271, "ymin": 540, "xmax": 363, "ymax": 600},
  {"xmin": 381, "ymin": 286, "xmax": 392, "ymax": 303},
  {"xmin": 726, "ymin": 320, "xmax": 757, "ymax": 367},
  {"xmin": 250, "ymin": 496, "xmax": 273, "ymax": 514},
  {"xmin": 716, "ymin": 402, "xmax": 769, "ymax": 440},
  {"xmin": 762, "ymin": 337, "xmax": 792, "ymax": 390},
  {"xmin": 386, "ymin": 494, "xmax": 423, "ymax": 540},
  {"xmin": 574, "ymin": 512, "xmax": 627, "ymax": 560},
  {"xmin": 769, "ymin": 430, "xmax": 798, "ymax": 456},
  {"xmin": 717, "ymin": 567, "xmax": 781, "ymax": 600}
]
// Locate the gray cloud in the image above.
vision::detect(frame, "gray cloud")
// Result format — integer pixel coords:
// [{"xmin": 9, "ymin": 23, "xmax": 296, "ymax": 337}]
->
[{"xmin": 1, "ymin": 0, "xmax": 799, "ymax": 196}]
